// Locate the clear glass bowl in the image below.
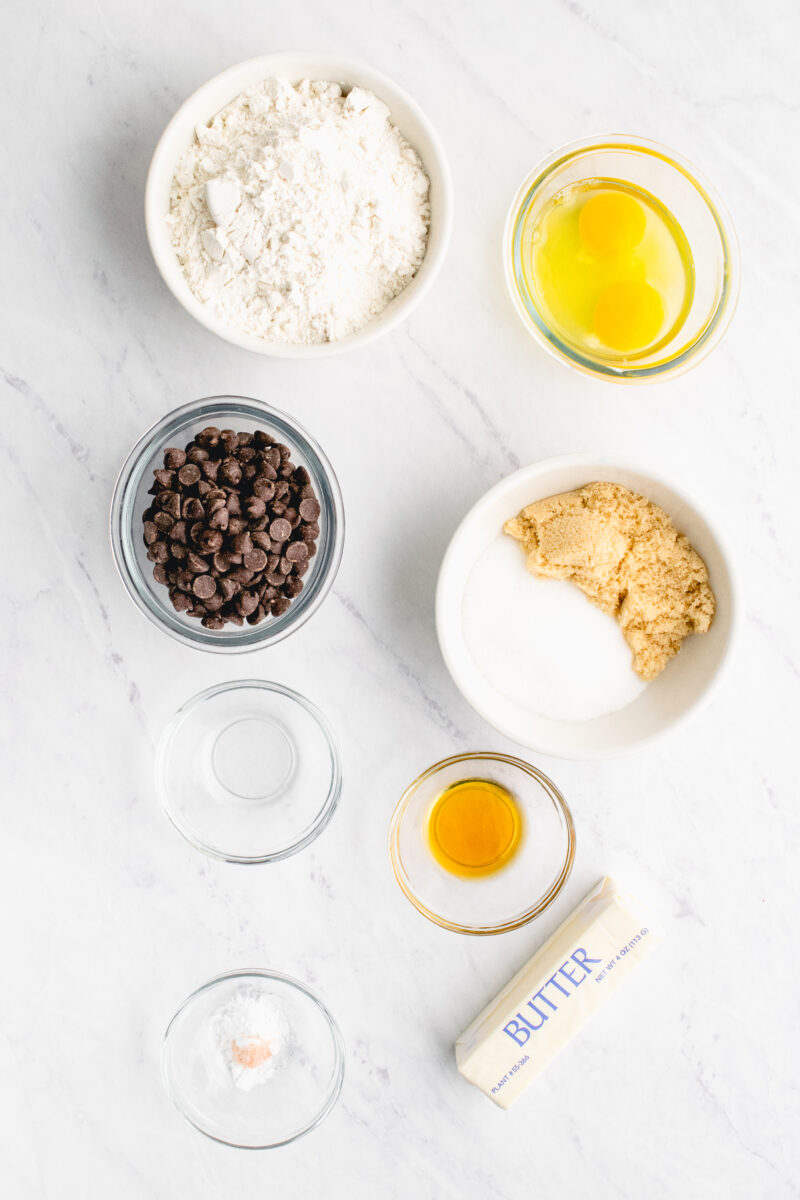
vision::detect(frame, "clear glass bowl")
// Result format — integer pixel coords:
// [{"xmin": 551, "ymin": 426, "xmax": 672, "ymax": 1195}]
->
[
  {"xmin": 155, "ymin": 680, "xmax": 341, "ymax": 863},
  {"xmin": 162, "ymin": 968, "xmax": 345, "ymax": 1149},
  {"xmin": 388, "ymin": 752, "xmax": 575, "ymax": 935},
  {"xmin": 110, "ymin": 396, "xmax": 344, "ymax": 651},
  {"xmin": 504, "ymin": 135, "xmax": 740, "ymax": 382}
]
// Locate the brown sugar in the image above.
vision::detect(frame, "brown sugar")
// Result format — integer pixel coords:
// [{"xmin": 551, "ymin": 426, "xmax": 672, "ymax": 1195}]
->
[{"xmin": 504, "ymin": 482, "xmax": 715, "ymax": 681}]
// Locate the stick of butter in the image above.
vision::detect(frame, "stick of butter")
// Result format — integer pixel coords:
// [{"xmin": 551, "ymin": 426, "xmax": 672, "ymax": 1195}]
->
[{"xmin": 456, "ymin": 877, "xmax": 662, "ymax": 1109}]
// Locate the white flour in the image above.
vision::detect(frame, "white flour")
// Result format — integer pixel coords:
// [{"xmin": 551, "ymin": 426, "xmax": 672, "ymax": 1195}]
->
[
  {"xmin": 211, "ymin": 986, "xmax": 291, "ymax": 1091},
  {"xmin": 168, "ymin": 78, "xmax": 431, "ymax": 344}
]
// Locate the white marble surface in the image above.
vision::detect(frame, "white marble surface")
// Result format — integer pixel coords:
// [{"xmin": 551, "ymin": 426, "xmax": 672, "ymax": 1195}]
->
[{"xmin": 3, "ymin": 1, "xmax": 799, "ymax": 1195}]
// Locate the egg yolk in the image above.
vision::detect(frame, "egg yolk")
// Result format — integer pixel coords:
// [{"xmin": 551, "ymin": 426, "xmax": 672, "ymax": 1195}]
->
[
  {"xmin": 578, "ymin": 191, "xmax": 647, "ymax": 258},
  {"xmin": 594, "ymin": 280, "xmax": 665, "ymax": 351}
]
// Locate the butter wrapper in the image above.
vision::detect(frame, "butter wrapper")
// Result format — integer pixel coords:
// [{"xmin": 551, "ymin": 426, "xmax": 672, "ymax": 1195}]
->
[{"xmin": 456, "ymin": 877, "xmax": 662, "ymax": 1109}]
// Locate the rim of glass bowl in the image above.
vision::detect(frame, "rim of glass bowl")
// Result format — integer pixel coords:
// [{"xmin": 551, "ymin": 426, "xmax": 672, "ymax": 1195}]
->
[
  {"xmin": 161, "ymin": 967, "xmax": 346, "ymax": 1149},
  {"xmin": 154, "ymin": 679, "xmax": 342, "ymax": 864},
  {"xmin": 110, "ymin": 396, "xmax": 344, "ymax": 652},
  {"xmin": 388, "ymin": 752, "xmax": 576, "ymax": 935},
  {"xmin": 503, "ymin": 134, "xmax": 741, "ymax": 383}
]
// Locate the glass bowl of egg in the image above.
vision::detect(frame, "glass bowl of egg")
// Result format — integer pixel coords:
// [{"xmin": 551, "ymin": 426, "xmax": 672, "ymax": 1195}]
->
[
  {"xmin": 388, "ymin": 752, "xmax": 575, "ymax": 935},
  {"xmin": 504, "ymin": 135, "xmax": 740, "ymax": 382}
]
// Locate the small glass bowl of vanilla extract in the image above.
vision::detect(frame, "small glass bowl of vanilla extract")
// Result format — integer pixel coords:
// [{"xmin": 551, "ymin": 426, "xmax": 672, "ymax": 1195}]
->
[{"xmin": 388, "ymin": 753, "xmax": 575, "ymax": 935}]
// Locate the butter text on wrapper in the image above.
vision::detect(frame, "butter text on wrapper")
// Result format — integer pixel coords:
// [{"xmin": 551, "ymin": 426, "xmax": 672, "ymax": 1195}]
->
[{"xmin": 455, "ymin": 878, "xmax": 662, "ymax": 1109}]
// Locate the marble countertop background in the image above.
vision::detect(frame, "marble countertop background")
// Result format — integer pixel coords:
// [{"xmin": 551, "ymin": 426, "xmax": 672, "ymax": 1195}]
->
[{"xmin": 3, "ymin": 1, "xmax": 799, "ymax": 1196}]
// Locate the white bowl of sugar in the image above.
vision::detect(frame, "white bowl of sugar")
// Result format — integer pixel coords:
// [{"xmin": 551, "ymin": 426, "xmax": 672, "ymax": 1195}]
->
[
  {"xmin": 436, "ymin": 454, "xmax": 739, "ymax": 760},
  {"xmin": 145, "ymin": 53, "xmax": 453, "ymax": 357}
]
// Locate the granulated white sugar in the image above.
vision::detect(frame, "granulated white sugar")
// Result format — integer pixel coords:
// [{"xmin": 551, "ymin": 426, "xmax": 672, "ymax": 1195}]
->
[{"xmin": 462, "ymin": 536, "xmax": 647, "ymax": 722}]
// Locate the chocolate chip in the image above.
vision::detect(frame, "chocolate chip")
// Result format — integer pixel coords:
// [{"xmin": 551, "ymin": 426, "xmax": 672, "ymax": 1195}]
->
[
  {"xmin": 285, "ymin": 540, "xmax": 308, "ymax": 562},
  {"xmin": 164, "ymin": 447, "xmax": 186, "ymax": 469},
  {"xmin": 170, "ymin": 588, "xmax": 192, "ymax": 612},
  {"xmin": 243, "ymin": 548, "xmax": 268, "ymax": 573},
  {"xmin": 237, "ymin": 590, "xmax": 259, "ymax": 617},
  {"xmin": 208, "ymin": 506, "xmax": 229, "ymax": 531},
  {"xmin": 284, "ymin": 576, "xmax": 304, "ymax": 598},
  {"xmin": 143, "ymin": 521, "xmax": 157, "ymax": 545},
  {"xmin": 154, "ymin": 469, "xmax": 175, "ymax": 489},
  {"xmin": 299, "ymin": 497, "xmax": 321, "ymax": 521},
  {"xmin": 153, "ymin": 511, "xmax": 175, "ymax": 532},
  {"xmin": 192, "ymin": 574, "xmax": 216, "ymax": 599},
  {"xmin": 252, "ymin": 475, "xmax": 276, "ymax": 500},
  {"xmin": 153, "ymin": 563, "xmax": 168, "ymax": 585},
  {"xmin": 269, "ymin": 518, "xmax": 291, "ymax": 543},
  {"xmin": 220, "ymin": 457, "xmax": 243, "ymax": 485},
  {"xmin": 245, "ymin": 496, "xmax": 266, "ymax": 519},
  {"xmin": 148, "ymin": 541, "xmax": 169, "ymax": 563},
  {"xmin": 196, "ymin": 528, "xmax": 223, "ymax": 554},
  {"xmin": 201, "ymin": 614, "xmax": 225, "ymax": 630},
  {"xmin": 164, "ymin": 492, "xmax": 182, "ymax": 520},
  {"xmin": 229, "ymin": 567, "xmax": 255, "ymax": 586},
  {"xmin": 271, "ymin": 596, "xmax": 291, "ymax": 616},
  {"xmin": 219, "ymin": 577, "xmax": 239, "ymax": 602},
  {"xmin": 183, "ymin": 497, "xmax": 205, "ymax": 520},
  {"xmin": 197, "ymin": 426, "xmax": 221, "ymax": 445},
  {"xmin": 178, "ymin": 463, "xmax": 201, "ymax": 486},
  {"xmin": 186, "ymin": 552, "xmax": 209, "ymax": 574}
]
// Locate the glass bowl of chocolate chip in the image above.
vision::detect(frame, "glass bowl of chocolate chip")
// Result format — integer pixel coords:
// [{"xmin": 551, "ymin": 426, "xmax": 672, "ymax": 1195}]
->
[{"xmin": 111, "ymin": 396, "xmax": 344, "ymax": 651}]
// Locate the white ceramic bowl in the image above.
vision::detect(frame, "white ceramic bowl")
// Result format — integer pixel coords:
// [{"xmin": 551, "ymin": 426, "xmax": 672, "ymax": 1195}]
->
[
  {"xmin": 145, "ymin": 53, "xmax": 453, "ymax": 358},
  {"xmin": 436, "ymin": 454, "xmax": 739, "ymax": 760}
]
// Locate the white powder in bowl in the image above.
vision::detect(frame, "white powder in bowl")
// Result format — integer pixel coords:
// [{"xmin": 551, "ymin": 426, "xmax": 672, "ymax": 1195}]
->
[
  {"xmin": 462, "ymin": 536, "xmax": 647, "ymax": 722},
  {"xmin": 211, "ymin": 986, "xmax": 291, "ymax": 1091},
  {"xmin": 168, "ymin": 77, "xmax": 431, "ymax": 344}
]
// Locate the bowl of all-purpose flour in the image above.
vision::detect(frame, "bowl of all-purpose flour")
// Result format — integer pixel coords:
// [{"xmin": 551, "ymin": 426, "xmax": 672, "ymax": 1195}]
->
[
  {"xmin": 436, "ymin": 455, "xmax": 739, "ymax": 760},
  {"xmin": 146, "ymin": 54, "xmax": 453, "ymax": 356}
]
